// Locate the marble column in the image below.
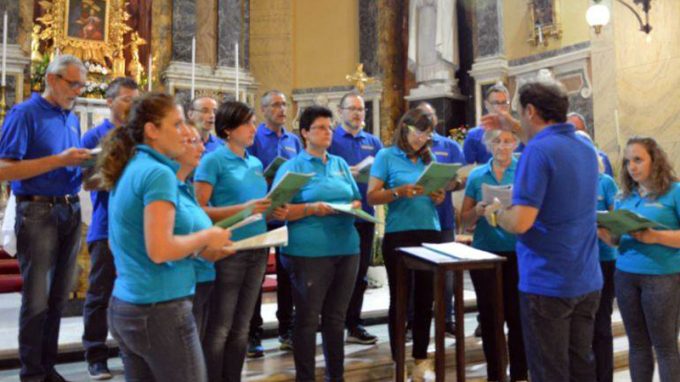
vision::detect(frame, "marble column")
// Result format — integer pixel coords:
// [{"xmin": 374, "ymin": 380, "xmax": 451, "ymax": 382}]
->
[
  {"xmin": 474, "ymin": 0, "xmax": 504, "ymax": 58},
  {"xmin": 172, "ymin": 0, "xmax": 197, "ymax": 62},
  {"xmin": 359, "ymin": 0, "xmax": 379, "ymax": 76},
  {"xmin": 218, "ymin": 0, "xmax": 249, "ymax": 68}
]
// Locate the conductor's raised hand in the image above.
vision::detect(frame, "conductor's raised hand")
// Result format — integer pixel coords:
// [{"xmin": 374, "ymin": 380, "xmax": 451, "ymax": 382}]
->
[{"xmin": 480, "ymin": 109, "xmax": 519, "ymax": 134}]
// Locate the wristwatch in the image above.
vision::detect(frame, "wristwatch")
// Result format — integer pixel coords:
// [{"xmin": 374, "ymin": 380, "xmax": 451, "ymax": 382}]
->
[{"xmin": 391, "ymin": 189, "xmax": 400, "ymax": 200}]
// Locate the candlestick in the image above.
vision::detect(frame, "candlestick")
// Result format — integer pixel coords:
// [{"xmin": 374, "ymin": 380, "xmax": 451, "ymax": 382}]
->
[
  {"xmin": 235, "ymin": 43, "xmax": 239, "ymax": 101},
  {"xmin": 147, "ymin": 54, "xmax": 152, "ymax": 92},
  {"xmin": 2, "ymin": 11, "xmax": 8, "ymax": 87},
  {"xmin": 191, "ymin": 37, "xmax": 196, "ymax": 99}
]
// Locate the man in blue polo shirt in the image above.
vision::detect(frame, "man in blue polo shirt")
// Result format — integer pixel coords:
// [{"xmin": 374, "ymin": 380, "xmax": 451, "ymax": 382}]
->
[
  {"xmin": 188, "ymin": 96, "xmax": 224, "ymax": 153},
  {"xmin": 80, "ymin": 77, "xmax": 139, "ymax": 380},
  {"xmin": 328, "ymin": 92, "xmax": 382, "ymax": 344},
  {"xmin": 247, "ymin": 90, "xmax": 303, "ymax": 357},
  {"xmin": 567, "ymin": 111, "xmax": 614, "ymax": 177},
  {"xmin": 485, "ymin": 78, "xmax": 602, "ymax": 382},
  {"xmin": 416, "ymin": 102, "xmax": 466, "ymax": 337},
  {"xmin": 464, "ymin": 83, "xmax": 523, "ymax": 164},
  {"xmin": 0, "ymin": 55, "xmax": 92, "ymax": 382}
]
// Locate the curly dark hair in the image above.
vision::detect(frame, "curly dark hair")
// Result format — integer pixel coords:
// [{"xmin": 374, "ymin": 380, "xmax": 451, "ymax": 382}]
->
[{"xmin": 620, "ymin": 136, "xmax": 678, "ymax": 199}]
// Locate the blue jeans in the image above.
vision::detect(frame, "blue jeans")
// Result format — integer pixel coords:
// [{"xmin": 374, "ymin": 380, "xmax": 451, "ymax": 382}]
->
[
  {"xmin": 345, "ymin": 222, "xmax": 374, "ymax": 331},
  {"xmin": 282, "ymin": 254, "xmax": 359, "ymax": 382},
  {"xmin": 615, "ymin": 270, "xmax": 680, "ymax": 382},
  {"xmin": 520, "ymin": 290, "xmax": 600, "ymax": 382},
  {"xmin": 15, "ymin": 200, "xmax": 81, "ymax": 382},
  {"xmin": 203, "ymin": 249, "xmax": 268, "ymax": 382},
  {"xmin": 82, "ymin": 239, "xmax": 116, "ymax": 365},
  {"xmin": 108, "ymin": 296, "xmax": 206, "ymax": 382},
  {"xmin": 192, "ymin": 281, "xmax": 214, "ymax": 343}
]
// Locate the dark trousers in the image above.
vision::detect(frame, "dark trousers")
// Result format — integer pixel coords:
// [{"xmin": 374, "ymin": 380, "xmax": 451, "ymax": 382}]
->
[
  {"xmin": 440, "ymin": 229, "xmax": 455, "ymax": 323},
  {"xmin": 470, "ymin": 251, "xmax": 527, "ymax": 382},
  {"xmin": 383, "ymin": 230, "xmax": 440, "ymax": 360},
  {"xmin": 82, "ymin": 239, "xmax": 116, "ymax": 365},
  {"xmin": 615, "ymin": 270, "xmax": 680, "ymax": 382},
  {"xmin": 520, "ymin": 290, "xmax": 600, "ymax": 382},
  {"xmin": 249, "ymin": 246, "xmax": 295, "ymax": 338},
  {"xmin": 192, "ymin": 281, "xmax": 214, "ymax": 342},
  {"xmin": 203, "ymin": 249, "xmax": 268, "ymax": 382},
  {"xmin": 593, "ymin": 261, "xmax": 615, "ymax": 382},
  {"xmin": 108, "ymin": 297, "xmax": 206, "ymax": 382},
  {"xmin": 15, "ymin": 201, "xmax": 81, "ymax": 382},
  {"xmin": 281, "ymin": 254, "xmax": 359, "ymax": 382},
  {"xmin": 345, "ymin": 222, "xmax": 374, "ymax": 330}
]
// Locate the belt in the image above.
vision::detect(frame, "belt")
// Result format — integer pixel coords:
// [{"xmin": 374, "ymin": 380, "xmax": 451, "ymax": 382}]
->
[{"xmin": 16, "ymin": 194, "xmax": 80, "ymax": 204}]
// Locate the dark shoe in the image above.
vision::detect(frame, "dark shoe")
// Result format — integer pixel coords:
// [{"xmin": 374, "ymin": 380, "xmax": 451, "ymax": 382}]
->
[
  {"xmin": 474, "ymin": 323, "xmax": 482, "ymax": 338},
  {"xmin": 87, "ymin": 362, "xmax": 112, "ymax": 380},
  {"xmin": 45, "ymin": 369, "xmax": 72, "ymax": 382},
  {"xmin": 445, "ymin": 321, "xmax": 456, "ymax": 338},
  {"xmin": 247, "ymin": 335, "xmax": 264, "ymax": 358},
  {"xmin": 279, "ymin": 334, "xmax": 294, "ymax": 351},
  {"xmin": 346, "ymin": 326, "xmax": 378, "ymax": 345}
]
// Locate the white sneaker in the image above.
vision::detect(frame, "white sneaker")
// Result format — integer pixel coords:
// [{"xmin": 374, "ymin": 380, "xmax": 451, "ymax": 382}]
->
[{"xmin": 410, "ymin": 359, "xmax": 435, "ymax": 382}]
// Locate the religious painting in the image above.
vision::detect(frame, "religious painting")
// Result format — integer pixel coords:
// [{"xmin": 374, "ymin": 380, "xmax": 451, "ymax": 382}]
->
[
  {"xmin": 66, "ymin": 0, "xmax": 108, "ymax": 42},
  {"xmin": 528, "ymin": 0, "xmax": 562, "ymax": 46},
  {"xmin": 532, "ymin": 0, "xmax": 555, "ymax": 27}
]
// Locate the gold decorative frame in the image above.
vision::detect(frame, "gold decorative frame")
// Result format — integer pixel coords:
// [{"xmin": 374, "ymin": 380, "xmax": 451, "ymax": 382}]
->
[
  {"xmin": 36, "ymin": 0, "xmax": 132, "ymax": 76},
  {"xmin": 527, "ymin": 0, "xmax": 563, "ymax": 47}
]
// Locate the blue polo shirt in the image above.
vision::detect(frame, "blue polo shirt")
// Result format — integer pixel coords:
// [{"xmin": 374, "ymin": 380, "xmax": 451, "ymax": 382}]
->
[
  {"xmin": 512, "ymin": 123, "xmax": 602, "ymax": 298},
  {"xmin": 194, "ymin": 145, "xmax": 268, "ymax": 241},
  {"xmin": 275, "ymin": 151, "xmax": 360, "ymax": 257},
  {"xmin": 597, "ymin": 174, "xmax": 619, "ymax": 261},
  {"xmin": 176, "ymin": 181, "xmax": 215, "ymax": 283},
  {"xmin": 328, "ymin": 124, "xmax": 383, "ymax": 216},
  {"xmin": 82, "ymin": 119, "xmax": 115, "ymax": 243},
  {"xmin": 615, "ymin": 182, "xmax": 680, "ymax": 275},
  {"xmin": 463, "ymin": 126, "xmax": 524, "ymax": 165},
  {"xmin": 0, "ymin": 93, "xmax": 82, "ymax": 196},
  {"xmin": 598, "ymin": 150, "xmax": 613, "ymax": 177},
  {"xmin": 465, "ymin": 158, "xmax": 517, "ymax": 252},
  {"xmin": 203, "ymin": 134, "xmax": 224, "ymax": 154},
  {"xmin": 109, "ymin": 145, "xmax": 196, "ymax": 304},
  {"xmin": 431, "ymin": 133, "xmax": 465, "ymax": 231},
  {"xmin": 370, "ymin": 146, "xmax": 441, "ymax": 233},
  {"xmin": 247, "ymin": 123, "xmax": 303, "ymax": 169}
]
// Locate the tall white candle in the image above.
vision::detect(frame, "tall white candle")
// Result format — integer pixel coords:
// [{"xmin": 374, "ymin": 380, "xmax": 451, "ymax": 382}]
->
[
  {"xmin": 147, "ymin": 54, "xmax": 152, "ymax": 92},
  {"xmin": 1, "ymin": 11, "xmax": 8, "ymax": 87},
  {"xmin": 235, "ymin": 43, "xmax": 239, "ymax": 101},
  {"xmin": 614, "ymin": 108, "xmax": 622, "ymax": 154},
  {"xmin": 191, "ymin": 37, "xmax": 196, "ymax": 99}
]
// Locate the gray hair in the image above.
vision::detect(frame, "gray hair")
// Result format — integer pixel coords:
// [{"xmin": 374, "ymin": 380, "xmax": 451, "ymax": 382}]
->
[
  {"xmin": 105, "ymin": 77, "xmax": 139, "ymax": 100},
  {"xmin": 45, "ymin": 55, "xmax": 86, "ymax": 79},
  {"xmin": 482, "ymin": 128, "xmax": 519, "ymax": 153},
  {"xmin": 484, "ymin": 82, "xmax": 510, "ymax": 101},
  {"xmin": 567, "ymin": 112, "xmax": 588, "ymax": 131},
  {"xmin": 261, "ymin": 90, "xmax": 285, "ymax": 107}
]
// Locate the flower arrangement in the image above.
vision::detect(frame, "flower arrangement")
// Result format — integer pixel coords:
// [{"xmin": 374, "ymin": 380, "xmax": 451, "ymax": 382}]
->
[
  {"xmin": 448, "ymin": 125, "xmax": 469, "ymax": 144},
  {"xmin": 81, "ymin": 61, "xmax": 110, "ymax": 98}
]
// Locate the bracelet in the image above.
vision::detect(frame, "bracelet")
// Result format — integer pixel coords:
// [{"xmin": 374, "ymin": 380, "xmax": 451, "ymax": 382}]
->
[
  {"xmin": 391, "ymin": 189, "xmax": 400, "ymax": 200},
  {"xmin": 303, "ymin": 203, "xmax": 310, "ymax": 216}
]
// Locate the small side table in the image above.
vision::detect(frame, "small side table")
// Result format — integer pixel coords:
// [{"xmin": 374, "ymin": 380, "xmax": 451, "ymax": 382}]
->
[{"xmin": 394, "ymin": 244, "xmax": 507, "ymax": 381}]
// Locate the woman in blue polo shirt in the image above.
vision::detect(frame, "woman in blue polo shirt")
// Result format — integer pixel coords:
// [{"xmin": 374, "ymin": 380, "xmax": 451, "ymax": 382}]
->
[
  {"xmin": 99, "ymin": 93, "xmax": 233, "ymax": 382},
  {"xmin": 599, "ymin": 136, "xmax": 680, "ymax": 382},
  {"xmin": 194, "ymin": 101, "xmax": 288, "ymax": 382},
  {"xmin": 367, "ymin": 107, "xmax": 445, "ymax": 380},
  {"xmin": 273, "ymin": 105, "xmax": 361, "ymax": 382},
  {"xmin": 460, "ymin": 129, "xmax": 527, "ymax": 382}
]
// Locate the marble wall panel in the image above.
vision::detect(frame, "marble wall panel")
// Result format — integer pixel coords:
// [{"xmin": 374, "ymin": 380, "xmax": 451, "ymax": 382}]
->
[
  {"xmin": 218, "ymin": 0, "xmax": 248, "ymax": 68},
  {"xmin": 173, "ymin": 0, "xmax": 197, "ymax": 62},
  {"xmin": 0, "ymin": 1, "xmax": 19, "ymax": 44},
  {"xmin": 475, "ymin": 0, "xmax": 504, "ymax": 58},
  {"xmin": 359, "ymin": 0, "xmax": 379, "ymax": 76}
]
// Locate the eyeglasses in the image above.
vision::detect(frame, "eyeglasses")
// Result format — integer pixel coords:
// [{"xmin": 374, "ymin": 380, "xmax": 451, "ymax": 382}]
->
[
  {"xmin": 310, "ymin": 124, "xmax": 333, "ymax": 132},
  {"xmin": 488, "ymin": 100, "xmax": 510, "ymax": 106},
  {"xmin": 56, "ymin": 74, "xmax": 86, "ymax": 90},
  {"xmin": 342, "ymin": 106, "xmax": 365, "ymax": 113},
  {"xmin": 407, "ymin": 125, "xmax": 433, "ymax": 140},
  {"xmin": 266, "ymin": 102, "xmax": 287, "ymax": 109},
  {"xmin": 192, "ymin": 108, "xmax": 216, "ymax": 115},
  {"xmin": 492, "ymin": 141, "xmax": 517, "ymax": 148}
]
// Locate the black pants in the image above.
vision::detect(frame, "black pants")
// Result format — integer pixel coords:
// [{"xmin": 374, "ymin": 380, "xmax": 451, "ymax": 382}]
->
[
  {"xmin": 249, "ymin": 245, "xmax": 295, "ymax": 338},
  {"xmin": 593, "ymin": 260, "xmax": 615, "ymax": 382},
  {"xmin": 470, "ymin": 251, "xmax": 527, "ymax": 381},
  {"xmin": 345, "ymin": 222, "xmax": 375, "ymax": 330},
  {"xmin": 82, "ymin": 240, "xmax": 116, "ymax": 365},
  {"xmin": 383, "ymin": 230, "xmax": 440, "ymax": 360},
  {"xmin": 192, "ymin": 281, "xmax": 214, "ymax": 343}
]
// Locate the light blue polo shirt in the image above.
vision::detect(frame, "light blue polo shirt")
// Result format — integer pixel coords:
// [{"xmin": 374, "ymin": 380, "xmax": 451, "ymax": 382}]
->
[
  {"xmin": 431, "ymin": 133, "xmax": 465, "ymax": 231},
  {"xmin": 109, "ymin": 145, "xmax": 196, "ymax": 304},
  {"xmin": 274, "ymin": 150, "xmax": 360, "ymax": 257},
  {"xmin": 328, "ymin": 124, "xmax": 383, "ymax": 216},
  {"xmin": 597, "ymin": 174, "xmax": 619, "ymax": 261},
  {"xmin": 0, "ymin": 93, "xmax": 82, "ymax": 196},
  {"xmin": 194, "ymin": 145, "xmax": 268, "ymax": 241},
  {"xmin": 370, "ymin": 146, "xmax": 441, "ymax": 233},
  {"xmin": 247, "ymin": 123, "xmax": 303, "ymax": 169},
  {"xmin": 512, "ymin": 123, "xmax": 602, "ymax": 298},
  {"xmin": 465, "ymin": 157, "xmax": 517, "ymax": 252},
  {"xmin": 176, "ymin": 181, "xmax": 216, "ymax": 283},
  {"xmin": 615, "ymin": 182, "xmax": 680, "ymax": 275}
]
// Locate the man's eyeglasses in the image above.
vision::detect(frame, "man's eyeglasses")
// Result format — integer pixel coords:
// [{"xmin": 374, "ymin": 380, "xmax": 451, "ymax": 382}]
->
[
  {"xmin": 342, "ymin": 106, "xmax": 365, "ymax": 113},
  {"xmin": 488, "ymin": 100, "xmax": 510, "ymax": 106},
  {"xmin": 267, "ymin": 102, "xmax": 287, "ymax": 109},
  {"xmin": 192, "ymin": 108, "xmax": 216, "ymax": 115},
  {"xmin": 56, "ymin": 74, "xmax": 86, "ymax": 90},
  {"xmin": 407, "ymin": 125, "xmax": 433, "ymax": 140}
]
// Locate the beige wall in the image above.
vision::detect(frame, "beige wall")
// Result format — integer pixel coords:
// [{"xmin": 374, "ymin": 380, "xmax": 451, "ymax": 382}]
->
[{"xmin": 503, "ymin": 0, "xmax": 591, "ymax": 60}]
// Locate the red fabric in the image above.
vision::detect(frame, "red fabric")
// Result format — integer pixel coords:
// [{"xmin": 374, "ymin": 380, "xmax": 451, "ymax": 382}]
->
[
  {"xmin": 262, "ymin": 277, "xmax": 277, "ymax": 293},
  {"xmin": 0, "ymin": 274, "xmax": 22, "ymax": 293},
  {"xmin": 0, "ymin": 259, "xmax": 20, "ymax": 274}
]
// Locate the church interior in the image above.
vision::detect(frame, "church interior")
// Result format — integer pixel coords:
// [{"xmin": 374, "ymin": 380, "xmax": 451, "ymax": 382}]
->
[{"xmin": 0, "ymin": 0, "xmax": 678, "ymax": 381}]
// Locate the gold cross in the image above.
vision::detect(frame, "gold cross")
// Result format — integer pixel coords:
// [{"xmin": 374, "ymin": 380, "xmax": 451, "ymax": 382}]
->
[{"xmin": 345, "ymin": 64, "xmax": 375, "ymax": 94}]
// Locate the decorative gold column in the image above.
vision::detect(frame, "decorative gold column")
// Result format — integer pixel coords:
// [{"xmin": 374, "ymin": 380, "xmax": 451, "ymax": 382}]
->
[{"xmin": 376, "ymin": 0, "xmax": 407, "ymax": 144}]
